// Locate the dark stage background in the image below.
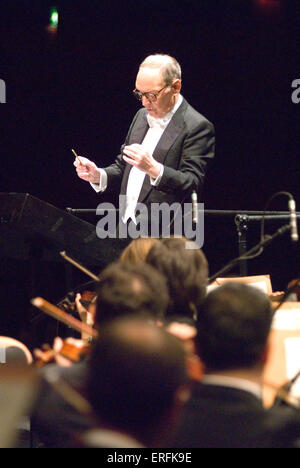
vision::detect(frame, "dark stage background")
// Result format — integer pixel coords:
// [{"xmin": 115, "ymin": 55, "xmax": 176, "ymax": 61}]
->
[{"xmin": 0, "ymin": 0, "xmax": 299, "ymax": 348}]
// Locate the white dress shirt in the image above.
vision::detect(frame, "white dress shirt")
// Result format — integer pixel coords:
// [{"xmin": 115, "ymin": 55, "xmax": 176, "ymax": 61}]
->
[{"xmin": 91, "ymin": 95, "xmax": 183, "ymax": 223}]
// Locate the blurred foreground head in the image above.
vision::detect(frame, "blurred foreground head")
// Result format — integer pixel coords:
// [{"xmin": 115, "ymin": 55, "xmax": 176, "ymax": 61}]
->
[
  {"xmin": 0, "ymin": 337, "xmax": 32, "ymax": 366},
  {"xmin": 196, "ymin": 282, "xmax": 273, "ymax": 373},
  {"xmin": 87, "ymin": 317, "xmax": 189, "ymax": 447},
  {"xmin": 0, "ymin": 338, "xmax": 36, "ymax": 448}
]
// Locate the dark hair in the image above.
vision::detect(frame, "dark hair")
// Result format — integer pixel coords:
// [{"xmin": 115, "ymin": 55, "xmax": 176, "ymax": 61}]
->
[
  {"xmin": 196, "ymin": 282, "xmax": 273, "ymax": 371},
  {"xmin": 87, "ymin": 317, "xmax": 187, "ymax": 443},
  {"xmin": 146, "ymin": 237, "xmax": 208, "ymax": 320},
  {"xmin": 95, "ymin": 261, "xmax": 169, "ymax": 325}
]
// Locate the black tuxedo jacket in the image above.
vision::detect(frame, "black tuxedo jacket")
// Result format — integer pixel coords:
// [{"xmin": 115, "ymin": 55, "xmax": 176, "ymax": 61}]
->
[
  {"xmin": 103, "ymin": 97, "xmax": 215, "ymax": 208},
  {"xmin": 171, "ymin": 382, "xmax": 300, "ymax": 448}
]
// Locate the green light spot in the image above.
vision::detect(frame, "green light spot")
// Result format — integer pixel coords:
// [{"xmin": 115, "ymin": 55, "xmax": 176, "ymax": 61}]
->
[{"xmin": 50, "ymin": 7, "xmax": 59, "ymax": 27}]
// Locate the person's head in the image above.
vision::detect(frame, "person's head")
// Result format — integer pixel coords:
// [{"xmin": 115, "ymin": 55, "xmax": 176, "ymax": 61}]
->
[
  {"xmin": 94, "ymin": 261, "xmax": 169, "ymax": 326},
  {"xmin": 119, "ymin": 237, "xmax": 160, "ymax": 266},
  {"xmin": 146, "ymin": 237, "xmax": 208, "ymax": 320},
  {"xmin": 134, "ymin": 54, "xmax": 182, "ymax": 118},
  {"xmin": 87, "ymin": 317, "xmax": 188, "ymax": 446},
  {"xmin": 196, "ymin": 282, "xmax": 273, "ymax": 373}
]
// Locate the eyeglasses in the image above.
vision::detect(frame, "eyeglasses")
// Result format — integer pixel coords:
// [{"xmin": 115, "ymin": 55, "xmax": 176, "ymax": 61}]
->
[{"xmin": 132, "ymin": 85, "xmax": 169, "ymax": 102}]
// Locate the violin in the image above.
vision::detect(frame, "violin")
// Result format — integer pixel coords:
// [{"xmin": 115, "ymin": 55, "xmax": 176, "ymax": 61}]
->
[
  {"xmin": 56, "ymin": 251, "xmax": 98, "ymax": 318},
  {"xmin": 58, "ymin": 289, "xmax": 97, "ymax": 314},
  {"xmin": 34, "ymin": 337, "xmax": 92, "ymax": 368},
  {"xmin": 31, "ymin": 297, "xmax": 99, "ymax": 368},
  {"xmin": 30, "ymin": 252, "xmax": 101, "ymax": 367}
]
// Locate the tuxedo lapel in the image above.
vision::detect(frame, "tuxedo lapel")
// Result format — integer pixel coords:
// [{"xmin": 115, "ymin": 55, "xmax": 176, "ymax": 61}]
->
[
  {"xmin": 152, "ymin": 102, "xmax": 186, "ymax": 164},
  {"xmin": 120, "ymin": 111, "xmax": 149, "ymax": 195},
  {"xmin": 121, "ymin": 99, "xmax": 188, "ymax": 201},
  {"xmin": 129, "ymin": 110, "xmax": 149, "ymax": 143},
  {"xmin": 137, "ymin": 99, "xmax": 187, "ymax": 203}
]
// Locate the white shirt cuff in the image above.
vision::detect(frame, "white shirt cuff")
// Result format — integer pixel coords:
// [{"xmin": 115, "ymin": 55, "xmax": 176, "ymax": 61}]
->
[
  {"xmin": 150, "ymin": 163, "xmax": 164, "ymax": 186},
  {"xmin": 90, "ymin": 169, "xmax": 107, "ymax": 193}
]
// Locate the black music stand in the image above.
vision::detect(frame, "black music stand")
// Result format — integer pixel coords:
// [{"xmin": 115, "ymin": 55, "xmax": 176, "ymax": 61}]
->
[
  {"xmin": 0, "ymin": 192, "xmax": 122, "ymax": 266},
  {"xmin": 0, "ymin": 193, "xmax": 123, "ymax": 344}
]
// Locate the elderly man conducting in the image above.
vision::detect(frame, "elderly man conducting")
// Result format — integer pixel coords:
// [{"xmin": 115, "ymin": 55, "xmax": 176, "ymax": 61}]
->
[{"xmin": 74, "ymin": 54, "xmax": 215, "ymax": 233}]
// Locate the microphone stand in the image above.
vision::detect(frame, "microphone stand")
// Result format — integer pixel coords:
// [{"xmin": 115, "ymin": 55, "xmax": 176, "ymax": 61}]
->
[{"xmin": 208, "ymin": 224, "xmax": 291, "ymax": 284}]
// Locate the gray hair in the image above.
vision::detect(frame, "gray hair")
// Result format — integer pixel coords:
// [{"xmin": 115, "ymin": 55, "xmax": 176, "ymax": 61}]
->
[{"xmin": 139, "ymin": 54, "xmax": 182, "ymax": 85}]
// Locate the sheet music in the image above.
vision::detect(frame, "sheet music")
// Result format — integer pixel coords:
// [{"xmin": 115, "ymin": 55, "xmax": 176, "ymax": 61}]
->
[
  {"xmin": 272, "ymin": 308, "xmax": 300, "ymax": 330},
  {"xmin": 284, "ymin": 337, "xmax": 300, "ymax": 399}
]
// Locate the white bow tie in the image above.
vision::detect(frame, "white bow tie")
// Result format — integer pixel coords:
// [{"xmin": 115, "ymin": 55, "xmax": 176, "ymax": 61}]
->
[{"xmin": 147, "ymin": 114, "xmax": 169, "ymax": 129}]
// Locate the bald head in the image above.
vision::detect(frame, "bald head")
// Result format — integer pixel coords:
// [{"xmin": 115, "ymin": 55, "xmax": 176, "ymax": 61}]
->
[
  {"xmin": 87, "ymin": 317, "xmax": 187, "ymax": 444},
  {"xmin": 139, "ymin": 54, "xmax": 181, "ymax": 85}
]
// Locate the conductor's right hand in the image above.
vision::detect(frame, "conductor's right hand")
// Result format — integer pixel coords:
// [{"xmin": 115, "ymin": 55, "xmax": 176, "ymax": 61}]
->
[{"xmin": 74, "ymin": 156, "xmax": 100, "ymax": 184}]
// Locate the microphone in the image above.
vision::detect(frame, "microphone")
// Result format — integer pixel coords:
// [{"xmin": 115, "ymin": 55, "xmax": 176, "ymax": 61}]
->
[
  {"xmin": 288, "ymin": 198, "xmax": 299, "ymax": 242},
  {"xmin": 191, "ymin": 191, "xmax": 198, "ymax": 224}
]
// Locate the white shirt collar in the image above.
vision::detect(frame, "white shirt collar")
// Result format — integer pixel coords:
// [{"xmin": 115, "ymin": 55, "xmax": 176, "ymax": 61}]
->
[
  {"xmin": 81, "ymin": 428, "xmax": 145, "ymax": 448},
  {"xmin": 201, "ymin": 374, "xmax": 263, "ymax": 400}
]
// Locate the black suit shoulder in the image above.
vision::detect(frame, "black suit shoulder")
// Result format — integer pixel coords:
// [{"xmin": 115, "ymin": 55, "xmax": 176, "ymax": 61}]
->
[
  {"xmin": 178, "ymin": 99, "xmax": 215, "ymax": 134},
  {"xmin": 171, "ymin": 382, "xmax": 300, "ymax": 448}
]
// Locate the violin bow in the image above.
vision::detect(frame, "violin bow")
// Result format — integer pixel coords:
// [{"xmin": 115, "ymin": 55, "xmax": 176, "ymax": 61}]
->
[
  {"xmin": 31, "ymin": 297, "xmax": 99, "ymax": 339},
  {"xmin": 60, "ymin": 251, "xmax": 100, "ymax": 282}
]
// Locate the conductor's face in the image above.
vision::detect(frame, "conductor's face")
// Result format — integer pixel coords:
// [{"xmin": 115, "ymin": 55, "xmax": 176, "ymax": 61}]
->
[{"xmin": 135, "ymin": 67, "xmax": 181, "ymax": 119}]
